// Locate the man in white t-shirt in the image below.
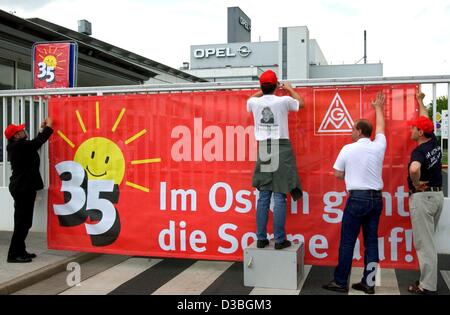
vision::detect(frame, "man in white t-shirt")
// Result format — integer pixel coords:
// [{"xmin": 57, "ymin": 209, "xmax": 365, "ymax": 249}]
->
[
  {"xmin": 323, "ymin": 92, "xmax": 387, "ymax": 294},
  {"xmin": 247, "ymin": 70, "xmax": 304, "ymax": 250}
]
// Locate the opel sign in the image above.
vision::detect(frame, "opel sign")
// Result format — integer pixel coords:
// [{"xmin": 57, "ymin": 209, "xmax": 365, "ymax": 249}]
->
[
  {"xmin": 239, "ymin": 16, "xmax": 251, "ymax": 32},
  {"xmin": 194, "ymin": 45, "xmax": 252, "ymax": 59},
  {"xmin": 237, "ymin": 45, "xmax": 251, "ymax": 57}
]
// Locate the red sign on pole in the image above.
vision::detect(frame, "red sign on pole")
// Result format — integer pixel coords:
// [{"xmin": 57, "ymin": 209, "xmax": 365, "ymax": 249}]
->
[
  {"xmin": 32, "ymin": 42, "xmax": 77, "ymax": 89},
  {"xmin": 47, "ymin": 85, "xmax": 420, "ymax": 269}
]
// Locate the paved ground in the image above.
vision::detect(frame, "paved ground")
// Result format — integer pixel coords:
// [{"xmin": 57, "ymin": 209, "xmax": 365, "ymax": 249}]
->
[
  {"xmin": 1, "ymin": 230, "xmax": 448, "ymax": 295},
  {"xmin": 9, "ymin": 254, "xmax": 450, "ymax": 295},
  {"xmin": 0, "ymin": 231, "xmax": 83, "ymax": 286}
]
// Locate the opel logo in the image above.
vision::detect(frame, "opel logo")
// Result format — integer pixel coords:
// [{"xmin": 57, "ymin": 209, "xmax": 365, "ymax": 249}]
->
[{"xmin": 238, "ymin": 45, "xmax": 252, "ymax": 58}]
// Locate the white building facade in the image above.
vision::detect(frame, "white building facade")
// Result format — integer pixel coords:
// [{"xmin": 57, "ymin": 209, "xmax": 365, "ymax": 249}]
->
[{"xmin": 185, "ymin": 7, "xmax": 382, "ymax": 82}]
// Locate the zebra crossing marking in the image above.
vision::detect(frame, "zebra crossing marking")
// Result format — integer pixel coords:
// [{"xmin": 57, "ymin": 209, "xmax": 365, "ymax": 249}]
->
[
  {"xmin": 152, "ymin": 261, "xmax": 233, "ymax": 295},
  {"xmin": 60, "ymin": 257, "xmax": 162, "ymax": 295}
]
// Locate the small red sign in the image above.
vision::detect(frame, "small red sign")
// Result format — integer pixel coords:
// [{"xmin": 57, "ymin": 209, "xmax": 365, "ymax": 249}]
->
[{"xmin": 33, "ymin": 43, "xmax": 71, "ymax": 89}]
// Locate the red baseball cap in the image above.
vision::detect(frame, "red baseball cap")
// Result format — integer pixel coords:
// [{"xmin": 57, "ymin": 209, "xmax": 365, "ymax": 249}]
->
[
  {"xmin": 259, "ymin": 70, "xmax": 278, "ymax": 85},
  {"xmin": 4, "ymin": 124, "xmax": 26, "ymax": 140},
  {"xmin": 407, "ymin": 116, "xmax": 434, "ymax": 133}
]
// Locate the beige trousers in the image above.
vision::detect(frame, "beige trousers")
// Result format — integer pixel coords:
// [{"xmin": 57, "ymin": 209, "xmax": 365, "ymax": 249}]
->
[{"xmin": 409, "ymin": 191, "xmax": 444, "ymax": 291}]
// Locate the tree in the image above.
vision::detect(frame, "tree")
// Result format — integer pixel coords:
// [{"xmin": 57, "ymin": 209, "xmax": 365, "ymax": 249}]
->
[{"xmin": 428, "ymin": 96, "xmax": 448, "ymax": 120}]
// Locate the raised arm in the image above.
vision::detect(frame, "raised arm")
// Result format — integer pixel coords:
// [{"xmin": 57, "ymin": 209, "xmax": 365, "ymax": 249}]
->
[
  {"xmin": 282, "ymin": 82, "xmax": 304, "ymax": 108},
  {"xmin": 416, "ymin": 91, "xmax": 428, "ymax": 117},
  {"xmin": 371, "ymin": 92, "xmax": 385, "ymax": 134},
  {"xmin": 27, "ymin": 118, "xmax": 53, "ymax": 150},
  {"xmin": 249, "ymin": 90, "xmax": 263, "ymax": 99}
]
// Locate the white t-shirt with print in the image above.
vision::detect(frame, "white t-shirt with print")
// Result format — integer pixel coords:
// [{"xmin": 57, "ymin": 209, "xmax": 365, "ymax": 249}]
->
[{"xmin": 247, "ymin": 95, "xmax": 299, "ymax": 141}]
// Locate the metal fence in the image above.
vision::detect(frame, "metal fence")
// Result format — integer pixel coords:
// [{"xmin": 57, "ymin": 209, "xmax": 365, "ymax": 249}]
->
[{"xmin": 1, "ymin": 75, "xmax": 449, "ymax": 196}]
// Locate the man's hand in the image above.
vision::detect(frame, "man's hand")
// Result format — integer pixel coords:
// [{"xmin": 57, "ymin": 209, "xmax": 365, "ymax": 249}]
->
[
  {"xmin": 413, "ymin": 181, "xmax": 429, "ymax": 192},
  {"xmin": 416, "ymin": 91, "xmax": 425, "ymax": 103},
  {"xmin": 41, "ymin": 117, "xmax": 53, "ymax": 128},
  {"xmin": 281, "ymin": 82, "xmax": 293, "ymax": 91},
  {"xmin": 371, "ymin": 92, "xmax": 385, "ymax": 109},
  {"xmin": 334, "ymin": 169, "xmax": 345, "ymax": 180},
  {"xmin": 416, "ymin": 90, "xmax": 428, "ymax": 117},
  {"xmin": 372, "ymin": 92, "xmax": 385, "ymax": 134}
]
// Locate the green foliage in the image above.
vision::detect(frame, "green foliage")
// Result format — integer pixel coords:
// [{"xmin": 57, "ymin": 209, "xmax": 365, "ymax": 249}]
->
[{"xmin": 428, "ymin": 96, "xmax": 448, "ymax": 120}]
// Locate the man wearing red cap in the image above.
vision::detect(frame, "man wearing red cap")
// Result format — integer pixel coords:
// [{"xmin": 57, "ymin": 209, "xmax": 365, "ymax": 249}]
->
[
  {"xmin": 4, "ymin": 118, "xmax": 53, "ymax": 263},
  {"xmin": 407, "ymin": 92, "xmax": 443, "ymax": 295},
  {"xmin": 247, "ymin": 70, "xmax": 304, "ymax": 250}
]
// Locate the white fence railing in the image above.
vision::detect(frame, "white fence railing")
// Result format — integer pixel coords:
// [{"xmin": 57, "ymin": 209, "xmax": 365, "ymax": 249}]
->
[{"xmin": 1, "ymin": 76, "xmax": 449, "ymax": 196}]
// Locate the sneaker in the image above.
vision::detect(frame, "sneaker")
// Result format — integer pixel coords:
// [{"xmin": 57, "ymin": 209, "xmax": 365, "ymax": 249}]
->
[
  {"xmin": 256, "ymin": 239, "xmax": 269, "ymax": 248},
  {"xmin": 274, "ymin": 240, "xmax": 291, "ymax": 250},
  {"xmin": 322, "ymin": 281, "xmax": 348, "ymax": 293},
  {"xmin": 351, "ymin": 282, "xmax": 375, "ymax": 294}
]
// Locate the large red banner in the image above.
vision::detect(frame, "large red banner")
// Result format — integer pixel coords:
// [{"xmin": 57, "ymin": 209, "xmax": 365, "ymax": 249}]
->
[{"xmin": 48, "ymin": 85, "xmax": 419, "ymax": 269}]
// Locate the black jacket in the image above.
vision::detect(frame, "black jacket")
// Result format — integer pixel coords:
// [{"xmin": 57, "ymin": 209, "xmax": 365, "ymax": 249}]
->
[{"xmin": 7, "ymin": 126, "xmax": 53, "ymax": 194}]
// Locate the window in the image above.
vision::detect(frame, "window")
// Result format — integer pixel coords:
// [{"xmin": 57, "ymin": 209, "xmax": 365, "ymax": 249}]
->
[
  {"xmin": 17, "ymin": 63, "xmax": 32, "ymax": 89},
  {"xmin": 0, "ymin": 57, "xmax": 14, "ymax": 90}
]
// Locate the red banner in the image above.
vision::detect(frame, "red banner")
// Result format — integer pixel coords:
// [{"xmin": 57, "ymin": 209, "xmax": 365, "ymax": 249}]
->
[
  {"xmin": 33, "ymin": 43, "xmax": 70, "ymax": 89},
  {"xmin": 48, "ymin": 85, "xmax": 420, "ymax": 269}
]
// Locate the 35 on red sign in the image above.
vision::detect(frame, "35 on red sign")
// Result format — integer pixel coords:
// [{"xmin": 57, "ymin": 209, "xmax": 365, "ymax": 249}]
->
[{"xmin": 32, "ymin": 42, "xmax": 77, "ymax": 89}]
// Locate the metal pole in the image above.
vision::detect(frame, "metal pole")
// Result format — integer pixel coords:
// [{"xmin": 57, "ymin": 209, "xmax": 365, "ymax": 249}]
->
[
  {"xmin": 448, "ymin": 83, "xmax": 450, "ymax": 197},
  {"xmin": 11, "ymin": 97, "xmax": 15, "ymax": 124},
  {"xmin": 433, "ymin": 84, "xmax": 437, "ymax": 129},
  {"xmin": 38, "ymin": 97, "xmax": 44, "ymax": 186},
  {"xmin": 20, "ymin": 96, "xmax": 25, "ymax": 124},
  {"xmin": 1, "ymin": 75, "xmax": 450, "ymax": 96},
  {"xmin": 2, "ymin": 97, "xmax": 7, "ymax": 186},
  {"xmin": 364, "ymin": 30, "xmax": 367, "ymax": 64},
  {"xmin": 29, "ymin": 96, "xmax": 35, "ymax": 138}
]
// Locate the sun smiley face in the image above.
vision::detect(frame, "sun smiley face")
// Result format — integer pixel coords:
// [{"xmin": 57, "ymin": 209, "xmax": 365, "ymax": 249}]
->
[
  {"xmin": 57, "ymin": 102, "xmax": 161, "ymax": 193},
  {"xmin": 43, "ymin": 55, "xmax": 58, "ymax": 68},
  {"xmin": 74, "ymin": 137, "xmax": 125, "ymax": 184}
]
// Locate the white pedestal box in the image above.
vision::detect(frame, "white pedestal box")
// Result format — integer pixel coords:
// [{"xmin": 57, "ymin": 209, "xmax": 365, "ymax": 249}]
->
[{"xmin": 243, "ymin": 240, "xmax": 304, "ymax": 290}]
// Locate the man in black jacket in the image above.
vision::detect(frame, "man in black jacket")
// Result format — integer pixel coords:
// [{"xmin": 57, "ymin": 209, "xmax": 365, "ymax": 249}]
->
[{"xmin": 4, "ymin": 118, "xmax": 53, "ymax": 263}]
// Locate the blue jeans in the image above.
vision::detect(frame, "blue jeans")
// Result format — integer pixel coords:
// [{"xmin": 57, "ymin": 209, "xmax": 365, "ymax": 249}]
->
[
  {"xmin": 256, "ymin": 190, "xmax": 287, "ymax": 243},
  {"xmin": 334, "ymin": 190, "xmax": 383, "ymax": 288}
]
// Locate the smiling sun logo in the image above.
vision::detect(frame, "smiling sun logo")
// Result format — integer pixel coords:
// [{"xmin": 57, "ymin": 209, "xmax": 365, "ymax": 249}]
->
[
  {"xmin": 54, "ymin": 101, "xmax": 161, "ymax": 246},
  {"xmin": 74, "ymin": 137, "xmax": 125, "ymax": 184},
  {"xmin": 39, "ymin": 47, "xmax": 64, "ymax": 69}
]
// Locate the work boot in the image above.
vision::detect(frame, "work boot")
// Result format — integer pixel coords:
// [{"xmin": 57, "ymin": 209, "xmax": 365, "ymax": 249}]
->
[
  {"xmin": 274, "ymin": 240, "xmax": 291, "ymax": 250},
  {"xmin": 256, "ymin": 239, "xmax": 269, "ymax": 248}
]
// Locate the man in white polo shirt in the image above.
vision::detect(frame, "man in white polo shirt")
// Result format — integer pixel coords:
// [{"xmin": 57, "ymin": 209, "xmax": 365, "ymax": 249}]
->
[{"xmin": 323, "ymin": 92, "xmax": 386, "ymax": 294}]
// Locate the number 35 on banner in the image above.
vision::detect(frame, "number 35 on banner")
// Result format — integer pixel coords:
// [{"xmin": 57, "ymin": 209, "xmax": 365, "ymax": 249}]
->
[
  {"xmin": 53, "ymin": 161, "xmax": 121, "ymax": 247},
  {"xmin": 32, "ymin": 41, "xmax": 78, "ymax": 89}
]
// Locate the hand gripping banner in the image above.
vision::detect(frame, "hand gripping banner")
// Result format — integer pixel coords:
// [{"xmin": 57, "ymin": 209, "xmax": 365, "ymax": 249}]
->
[{"xmin": 48, "ymin": 84, "xmax": 420, "ymax": 269}]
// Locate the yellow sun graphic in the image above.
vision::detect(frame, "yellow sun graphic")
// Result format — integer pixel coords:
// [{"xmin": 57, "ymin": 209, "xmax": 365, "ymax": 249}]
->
[
  {"xmin": 57, "ymin": 101, "xmax": 161, "ymax": 192},
  {"xmin": 43, "ymin": 55, "xmax": 58, "ymax": 68},
  {"xmin": 39, "ymin": 46, "xmax": 67, "ymax": 70}
]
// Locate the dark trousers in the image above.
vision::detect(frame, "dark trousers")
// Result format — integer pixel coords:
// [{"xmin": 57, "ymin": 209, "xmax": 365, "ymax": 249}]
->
[
  {"xmin": 8, "ymin": 190, "xmax": 37, "ymax": 258},
  {"xmin": 334, "ymin": 190, "xmax": 383, "ymax": 287}
]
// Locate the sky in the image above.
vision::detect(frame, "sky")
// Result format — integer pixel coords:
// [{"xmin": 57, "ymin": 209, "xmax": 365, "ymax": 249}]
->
[{"xmin": 1, "ymin": 0, "xmax": 450, "ymax": 97}]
